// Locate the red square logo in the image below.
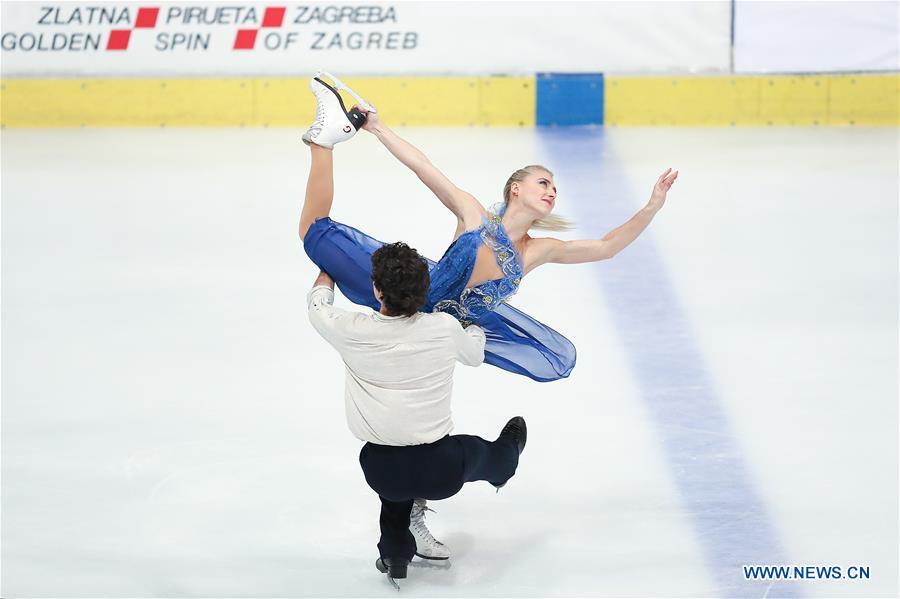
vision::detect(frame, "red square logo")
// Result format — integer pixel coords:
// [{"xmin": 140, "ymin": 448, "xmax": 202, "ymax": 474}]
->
[
  {"xmin": 262, "ymin": 7, "xmax": 285, "ymax": 27},
  {"xmin": 233, "ymin": 29, "xmax": 258, "ymax": 50},
  {"xmin": 106, "ymin": 30, "xmax": 131, "ymax": 50},
  {"xmin": 135, "ymin": 7, "xmax": 159, "ymax": 28}
]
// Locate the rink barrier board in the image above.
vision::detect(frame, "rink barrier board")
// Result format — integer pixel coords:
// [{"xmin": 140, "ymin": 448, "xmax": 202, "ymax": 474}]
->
[
  {"xmin": 1, "ymin": 73, "xmax": 897, "ymax": 128},
  {"xmin": 604, "ymin": 73, "xmax": 899, "ymax": 126},
  {"xmin": 536, "ymin": 73, "xmax": 604, "ymax": 126},
  {"xmin": 0, "ymin": 76, "xmax": 536, "ymax": 128}
]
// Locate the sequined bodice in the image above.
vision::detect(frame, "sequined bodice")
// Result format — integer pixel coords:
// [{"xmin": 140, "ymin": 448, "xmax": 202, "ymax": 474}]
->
[{"xmin": 425, "ymin": 211, "xmax": 523, "ymax": 325}]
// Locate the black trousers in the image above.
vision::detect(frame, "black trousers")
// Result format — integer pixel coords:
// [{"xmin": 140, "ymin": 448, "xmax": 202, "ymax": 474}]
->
[{"xmin": 358, "ymin": 433, "xmax": 519, "ymax": 561}]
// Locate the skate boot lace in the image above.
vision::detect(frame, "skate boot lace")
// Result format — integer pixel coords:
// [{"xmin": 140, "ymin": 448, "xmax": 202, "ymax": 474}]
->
[
  {"xmin": 410, "ymin": 502, "xmax": 444, "ymax": 547},
  {"xmin": 314, "ymin": 96, "xmax": 326, "ymax": 126},
  {"xmin": 305, "ymin": 88, "xmax": 329, "ymax": 139}
]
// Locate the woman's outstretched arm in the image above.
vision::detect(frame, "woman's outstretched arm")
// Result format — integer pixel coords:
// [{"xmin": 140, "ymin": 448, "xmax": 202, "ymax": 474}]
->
[
  {"xmin": 360, "ymin": 108, "xmax": 485, "ymax": 224},
  {"xmin": 526, "ymin": 168, "xmax": 679, "ymax": 270}
]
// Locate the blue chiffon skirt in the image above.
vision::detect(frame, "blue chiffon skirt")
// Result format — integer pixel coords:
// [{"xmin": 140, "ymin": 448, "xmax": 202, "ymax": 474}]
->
[{"xmin": 303, "ymin": 217, "xmax": 576, "ymax": 382}]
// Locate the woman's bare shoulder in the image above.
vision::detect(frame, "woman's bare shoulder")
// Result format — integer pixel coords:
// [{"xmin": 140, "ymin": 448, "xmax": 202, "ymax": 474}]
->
[
  {"xmin": 523, "ymin": 235, "xmax": 564, "ymax": 250},
  {"xmin": 521, "ymin": 235, "xmax": 565, "ymax": 273},
  {"xmin": 451, "ymin": 202, "xmax": 489, "ymax": 240},
  {"xmin": 461, "ymin": 201, "xmax": 489, "ymax": 227}
]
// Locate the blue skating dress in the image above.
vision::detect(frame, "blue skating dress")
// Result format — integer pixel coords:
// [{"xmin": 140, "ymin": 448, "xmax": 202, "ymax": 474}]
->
[{"xmin": 303, "ymin": 208, "xmax": 576, "ymax": 382}]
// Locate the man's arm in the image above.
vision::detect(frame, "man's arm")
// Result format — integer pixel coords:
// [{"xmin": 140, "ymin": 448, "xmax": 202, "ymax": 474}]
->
[
  {"xmin": 451, "ymin": 321, "xmax": 486, "ymax": 367},
  {"xmin": 307, "ymin": 271, "xmax": 350, "ymax": 348}
]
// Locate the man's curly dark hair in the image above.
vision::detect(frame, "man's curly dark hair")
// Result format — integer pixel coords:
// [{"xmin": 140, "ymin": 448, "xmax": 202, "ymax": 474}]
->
[{"xmin": 371, "ymin": 242, "xmax": 430, "ymax": 317}]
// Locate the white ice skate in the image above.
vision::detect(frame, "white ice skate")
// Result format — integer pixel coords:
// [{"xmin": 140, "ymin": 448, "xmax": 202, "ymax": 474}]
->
[
  {"xmin": 301, "ymin": 70, "xmax": 375, "ymax": 149},
  {"xmin": 410, "ymin": 498, "xmax": 450, "ymax": 560}
]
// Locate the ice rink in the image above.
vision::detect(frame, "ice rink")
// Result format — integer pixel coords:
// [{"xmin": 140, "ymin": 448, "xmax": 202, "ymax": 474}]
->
[{"xmin": 2, "ymin": 125, "xmax": 897, "ymax": 597}]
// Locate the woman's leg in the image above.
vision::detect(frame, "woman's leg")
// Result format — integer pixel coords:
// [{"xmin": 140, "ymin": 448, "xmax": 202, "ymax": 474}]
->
[{"xmin": 299, "ymin": 145, "xmax": 335, "ymax": 240}]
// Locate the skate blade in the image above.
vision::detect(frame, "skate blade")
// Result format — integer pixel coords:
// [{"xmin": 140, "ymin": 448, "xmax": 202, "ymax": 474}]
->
[
  {"xmin": 414, "ymin": 551, "xmax": 449, "ymax": 561},
  {"xmin": 411, "ymin": 556, "xmax": 452, "ymax": 571},
  {"xmin": 315, "ymin": 69, "xmax": 376, "ymax": 112},
  {"xmin": 386, "ymin": 574, "xmax": 400, "ymax": 591}
]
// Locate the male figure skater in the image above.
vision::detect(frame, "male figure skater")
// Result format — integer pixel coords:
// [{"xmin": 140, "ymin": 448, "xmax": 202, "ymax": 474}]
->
[{"xmin": 306, "ymin": 241, "xmax": 527, "ymax": 587}]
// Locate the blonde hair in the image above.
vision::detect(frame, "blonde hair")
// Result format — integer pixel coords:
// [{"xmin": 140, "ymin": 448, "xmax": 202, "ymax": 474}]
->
[{"xmin": 502, "ymin": 165, "xmax": 575, "ymax": 231}]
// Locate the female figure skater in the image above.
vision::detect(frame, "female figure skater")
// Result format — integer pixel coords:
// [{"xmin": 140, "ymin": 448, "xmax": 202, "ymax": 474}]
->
[{"xmin": 299, "ymin": 72, "xmax": 678, "ymax": 383}]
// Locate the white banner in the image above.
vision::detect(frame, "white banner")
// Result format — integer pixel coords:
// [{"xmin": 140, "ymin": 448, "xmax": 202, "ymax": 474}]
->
[
  {"xmin": 0, "ymin": 1, "xmax": 731, "ymax": 77},
  {"xmin": 735, "ymin": 1, "xmax": 899, "ymax": 73}
]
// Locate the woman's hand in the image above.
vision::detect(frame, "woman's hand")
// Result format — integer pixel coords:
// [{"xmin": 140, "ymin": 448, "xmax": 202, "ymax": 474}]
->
[
  {"xmin": 355, "ymin": 104, "xmax": 380, "ymax": 132},
  {"xmin": 648, "ymin": 168, "xmax": 679, "ymax": 212}
]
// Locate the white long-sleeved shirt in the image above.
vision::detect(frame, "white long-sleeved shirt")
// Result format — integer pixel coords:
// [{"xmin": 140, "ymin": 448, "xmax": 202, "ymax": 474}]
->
[{"xmin": 306, "ymin": 285, "xmax": 486, "ymax": 446}]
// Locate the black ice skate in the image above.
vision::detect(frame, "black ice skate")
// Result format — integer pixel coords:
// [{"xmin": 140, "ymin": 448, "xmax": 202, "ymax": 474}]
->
[
  {"xmin": 491, "ymin": 416, "xmax": 527, "ymax": 492},
  {"xmin": 376, "ymin": 556, "xmax": 409, "ymax": 590}
]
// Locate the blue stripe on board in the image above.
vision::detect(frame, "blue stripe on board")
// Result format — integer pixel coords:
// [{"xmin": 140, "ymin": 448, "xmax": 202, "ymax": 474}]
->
[
  {"xmin": 536, "ymin": 73, "xmax": 604, "ymax": 127},
  {"xmin": 536, "ymin": 127, "xmax": 799, "ymax": 598}
]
